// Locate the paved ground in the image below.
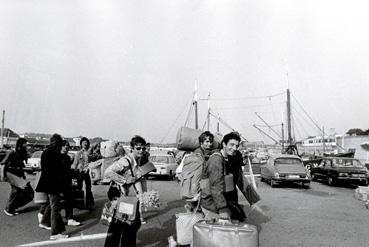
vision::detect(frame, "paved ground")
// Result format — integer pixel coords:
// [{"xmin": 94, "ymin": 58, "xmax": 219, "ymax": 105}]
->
[{"xmin": 1, "ymin": 174, "xmax": 369, "ymax": 247}]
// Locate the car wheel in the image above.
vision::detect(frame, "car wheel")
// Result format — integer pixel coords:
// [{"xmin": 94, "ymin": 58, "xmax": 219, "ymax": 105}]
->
[
  {"xmin": 303, "ymin": 182, "xmax": 310, "ymax": 189},
  {"xmin": 311, "ymin": 173, "xmax": 317, "ymax": 181},
  {"xmin": 260, "ymin": 176, "xmax": 264, "ymax": 182},
  {"xmin": 327, "ymin": 176, "xmax": 335, "ymax": 186},
  {"xmin": 361, "ymin": 180, "xmax": 368, "ymax": 186}
]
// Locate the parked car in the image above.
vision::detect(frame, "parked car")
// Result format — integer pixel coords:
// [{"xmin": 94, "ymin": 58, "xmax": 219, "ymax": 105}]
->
[
  {"xmin": 148, "ymin": 154, "xmax": 178, "ymax": 179},
  {"xmin": 24, "ymin": 150, "xmax": 42, "ymax": 173},
  {"xmin": 310, "ymin": 157, "xmax": 368, "ymax": 186},
  {"xmin": 260, "ymin": 154, "xmax": 311, "ymax": 188}
]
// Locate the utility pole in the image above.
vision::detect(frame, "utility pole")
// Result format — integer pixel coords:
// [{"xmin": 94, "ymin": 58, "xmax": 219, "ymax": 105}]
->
[
  {"xmin": 1, "ymin": 110, "xmax": 4, "ymax": 149},
  {"xmin": 286, "ymin": 89, "xmax": 292, "ymax": 145},
  {"xmin": 216, "ymin": 113, "xmax": 220, "ymax": 133}
]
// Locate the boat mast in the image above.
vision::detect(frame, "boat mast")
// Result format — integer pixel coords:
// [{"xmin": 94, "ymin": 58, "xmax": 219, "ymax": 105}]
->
[
  {"xmin": 207, "ymin": 93, "xmax": 210, "ymax": 131},
  {"xmin": 286, "ymin": 88, "xmax": 293, "ymax": 145}
]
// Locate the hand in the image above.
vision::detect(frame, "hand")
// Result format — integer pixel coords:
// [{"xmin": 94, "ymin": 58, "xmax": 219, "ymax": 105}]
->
[{"xmin": 219, "ymin": 208, "xmax": 231, "ymax": 219}]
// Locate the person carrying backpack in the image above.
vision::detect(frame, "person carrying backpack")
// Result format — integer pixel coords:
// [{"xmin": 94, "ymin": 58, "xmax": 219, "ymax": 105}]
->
[
  {"xmin": 3, "ymin": 137, "xmax": 28, "ymax": 216},
  {"xmin": 178, "ymin": 131, "xmax": 216, "ymax": 212}
]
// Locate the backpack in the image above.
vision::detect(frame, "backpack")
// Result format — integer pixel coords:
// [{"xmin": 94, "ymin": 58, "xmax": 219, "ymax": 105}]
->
[{"xmin": 178, "ymin": 153, "xmax": 205, "ymax": 200}]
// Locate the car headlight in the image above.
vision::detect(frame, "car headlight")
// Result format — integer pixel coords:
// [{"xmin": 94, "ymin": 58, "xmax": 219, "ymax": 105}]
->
[
  {"xmin": 339, "ymin": 173, "xmax": 349, "ymax": 177},
  {"xmin": 275, "ymin": 172, "xmax": 280, "ymax": 178}
]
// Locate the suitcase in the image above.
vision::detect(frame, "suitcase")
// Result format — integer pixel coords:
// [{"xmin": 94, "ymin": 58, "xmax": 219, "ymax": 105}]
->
[{"xmin": 193, "ymin": 219, "xmax": 258, "ymax": 247}]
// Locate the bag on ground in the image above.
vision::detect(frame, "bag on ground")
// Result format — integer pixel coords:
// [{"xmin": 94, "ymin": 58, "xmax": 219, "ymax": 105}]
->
[
  {"xmin": 193, "ymin": 219, "xmax": 259, "ymax": 247},
  {"xmin": 354, "ymin": 186, "xmax": 369, "ymax": 201},
  {"xmin": 176, "ymin": 211, "xmax": 205, "ymax": 245}
]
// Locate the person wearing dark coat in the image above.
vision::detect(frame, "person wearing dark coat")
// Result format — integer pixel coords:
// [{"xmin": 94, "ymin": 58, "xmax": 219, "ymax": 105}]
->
[
  {"xmin": 3, "ymin": 137, "xmax": 28, "ymax": 216},
  {"xmin": 36, "ymin": 134, "xmax": 69, "ymax": 240}
]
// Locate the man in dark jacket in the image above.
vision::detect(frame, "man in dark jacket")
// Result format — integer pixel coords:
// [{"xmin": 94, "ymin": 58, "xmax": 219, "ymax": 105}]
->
[
  {"xmin": 201, "ymin": 132, "xmax": 260, "ymax": 221},
  {"xmin": 36, "ymin": 134, "xmax": 69, "ymax": 240},
  {"xmin": 3, "ymin": 137, "xmax": 28, "ymax": 216}
]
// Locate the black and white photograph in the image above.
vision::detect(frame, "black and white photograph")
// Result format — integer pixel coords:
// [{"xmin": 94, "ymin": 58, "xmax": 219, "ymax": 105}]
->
[{"xmin": 1, "ymin": 0, "xmax": 369, "ymax": 246}]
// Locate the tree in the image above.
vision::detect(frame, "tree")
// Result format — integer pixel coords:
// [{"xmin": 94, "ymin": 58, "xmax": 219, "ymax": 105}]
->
[{"xmin": 346, "ymin": 128, "xmax": 367, "ymax": 136}]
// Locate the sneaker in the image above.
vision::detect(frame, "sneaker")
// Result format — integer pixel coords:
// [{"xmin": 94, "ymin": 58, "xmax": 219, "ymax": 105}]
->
[
  {"xmin": 67, "ymin": 219, "xmax": 81, "ymax": 226},
  {"xmin": 39, "ymin": 224, "xmax": 51, "ymax": 230},
  {"xmin": 4, "ymin": 209, "xmax": 18, "ymax": 216},
  {"xmin": 50, "ymin": 234, "xmax": 69, "ymax": 240},
  {"xmin": 37, "ymin": 213, "xmax": 43, "ymax": 223}
]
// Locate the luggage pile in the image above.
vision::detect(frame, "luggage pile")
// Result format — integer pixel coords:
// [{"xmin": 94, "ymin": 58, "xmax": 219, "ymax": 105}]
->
[{"xmin": 89, "ymin": 140, "xmax": 122, "ymax": 184}]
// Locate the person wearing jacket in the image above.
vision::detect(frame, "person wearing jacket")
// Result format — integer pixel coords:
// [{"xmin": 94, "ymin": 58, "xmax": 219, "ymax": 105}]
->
[
  {"xmin": 36, "ymin": 134, "xmax": 69, "ymax": 240},
  {"xmin": 60, "ymin": 140, "xmax": 80, "ymax": 226},
  {"xmin": 3, "ymin": 137, "xmax": 28, "ymax": 216},
  {"xmin": 200, "ymin": 132, "xmax": 260, "ymax": 221},
  {"xmin": 72, "ymin": 137, "xmax": 95, "ymax": 210},
  {"xmin": 103, "ymin": 135, "xmax": 145, "ymax": 247},
  {"xmin": 193, "ymin": 131, "xmax": 216, "ymax": 161}
]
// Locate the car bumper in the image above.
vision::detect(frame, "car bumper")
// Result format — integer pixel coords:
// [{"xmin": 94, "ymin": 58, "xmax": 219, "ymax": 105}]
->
[
  {"xmin": 336, "ymin": 177, "xmax": 367, "ymax": 183},
  {"xmin": 273, "ymin": 177, "xmax": 311, "ymax": 183}
]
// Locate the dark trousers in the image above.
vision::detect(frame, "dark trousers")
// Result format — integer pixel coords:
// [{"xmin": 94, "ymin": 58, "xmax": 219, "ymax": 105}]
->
[
  {"xmin": 5, "ymin": 184, "xmax": 22, "ymax": 213},
  {"xmin": 104, "ymin": 212, "xmax": 141, "ymax": 247},
  {"xmin": 41, "ymin": 194, "xmax": 66, "ymax": 235},
  {"xmin": 63, "ymin": 190, "xmax": 74, "ymax": 220},
  {"xmin": 80, "ymin": 171, "xmax": 94, "ymax": 207}
]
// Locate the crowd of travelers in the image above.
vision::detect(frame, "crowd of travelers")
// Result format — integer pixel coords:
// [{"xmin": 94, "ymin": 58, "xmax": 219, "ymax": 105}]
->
[{"xmin": 1, "ymin": 130, "xmax": 262, "ymax": 247}]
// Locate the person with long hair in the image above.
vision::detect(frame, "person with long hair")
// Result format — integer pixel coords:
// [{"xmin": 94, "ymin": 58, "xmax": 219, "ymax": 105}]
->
[
  {"xmin": 72, "ymin": 137, "xmax": 95, "ymax": 210},
  {"xmin": 36, "ymin": 134, "xmax": 69, "ymax": 240},
  {"xmin": 3, "ymin": 137, "xmax": 28, "ymax": 216}
]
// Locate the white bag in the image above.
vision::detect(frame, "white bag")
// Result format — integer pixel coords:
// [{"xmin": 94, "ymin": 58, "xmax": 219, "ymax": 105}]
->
[
  {"xmin": 100, "ymin": 140, "xmax": 119, "ymax": 158},
  {"xmin": 176, "ymin": 211, "xmax": 204, "ymax": 245}
]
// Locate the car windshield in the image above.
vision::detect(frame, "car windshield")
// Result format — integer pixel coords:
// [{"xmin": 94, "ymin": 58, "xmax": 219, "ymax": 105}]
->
[
  {"xmin": 332, "ymin": 159, "xmax": 363, "ymax": 168},
  {"xmin": 149, "ymin": 156, "xmax": 170, "ymax": 163},
  {"xmin": 31, "ymin": 151, "xmax": 43, "ymax": 158},
  {"xmin": 275, "ymin": 158, "xmax": 302, "ymax": 166}
]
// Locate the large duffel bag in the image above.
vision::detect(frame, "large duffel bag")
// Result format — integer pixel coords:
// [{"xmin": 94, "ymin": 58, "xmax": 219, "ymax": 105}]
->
[
  {"xmin": 193, "ymin": 219, "xmax": 258, "ymax": 247},
  {"xmin": 176, "ymin": 126, "xmax": 222, "ymax": 151}
]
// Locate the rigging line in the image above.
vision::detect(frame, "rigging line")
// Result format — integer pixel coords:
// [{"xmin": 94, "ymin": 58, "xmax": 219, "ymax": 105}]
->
[
  {"xmin": 160, "ymin": 97, "xmax": 193, "ymax": 144},
  {"xmin": 198, "ymin": 91, "xmax": 285, "ymax": 101},
  {"xmin": 291, "ymin": 93, "xmax": 322, "ymax": 132},
  {"xmin": 212, "ymin": 101, "xmax": 286, "ymax": 110},
  {"xmin": 292, "ymin": 108, "xmax": 311, "ymax": 137},
  {"xmin": 254, "ymin": 124, "xmax": 282, "ymax": 128},
  {"xmin": 291, "ymin": 106, "xmax": 321, "ymax": 136},
  {"xmin": 209, "ymin": 110, "xmax": 248, "ymax": 141},
  {"xmin": 292, "ymin": 116, "xmax": 303, "ymax": 142},
  {"xmin": 184, "ymin": 100, "xmax": 194, "ymax": 127}
]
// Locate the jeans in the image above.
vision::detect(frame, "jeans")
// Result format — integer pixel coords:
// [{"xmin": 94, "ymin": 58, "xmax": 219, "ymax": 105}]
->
[
  {"xmin": 80, "ymin": 171, "xmax": 94, "ymax": 208},
  {"xmin": 5, "ymin": 184, "xmax": 22, "ymax": 213},
  {"xmin": 41, "ymin": 194, "xmax": 65, "ymax": 235}
]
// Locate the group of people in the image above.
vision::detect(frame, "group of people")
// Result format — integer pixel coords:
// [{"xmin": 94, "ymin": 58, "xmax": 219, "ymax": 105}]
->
[{"xmin": 2, "ymin": 130, "xmax": 260, "ymax": 246}]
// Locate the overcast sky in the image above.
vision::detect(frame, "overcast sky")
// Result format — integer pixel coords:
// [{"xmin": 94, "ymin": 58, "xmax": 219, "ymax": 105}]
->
[{"xmin": 0, "ymin": 0, "xmax": 368, "ymax": 143}]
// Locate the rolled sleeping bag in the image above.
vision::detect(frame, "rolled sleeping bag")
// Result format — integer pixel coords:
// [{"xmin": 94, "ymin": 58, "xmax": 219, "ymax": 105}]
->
[{"xmin": 176, "ymin": 126, "xmax": 222, "ymax": 151}]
